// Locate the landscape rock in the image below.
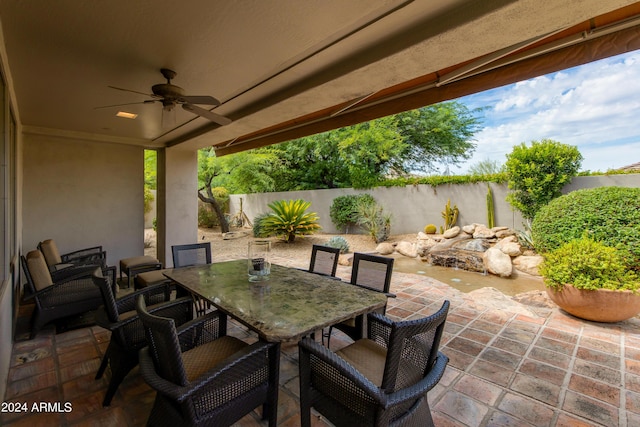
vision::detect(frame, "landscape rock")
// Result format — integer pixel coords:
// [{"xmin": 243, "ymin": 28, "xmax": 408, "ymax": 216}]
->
[
  {"xmin": 451, "ymin": 238, "xmax": 491, "ymax": 253},
  {"xmin": 462, "ymin": 224, "xmax": 476, "ymax": 234},
  {"xmin": 499, "ymin": 242, "xmax": 522, "ymax": 257},
  {"xmin": 375, "ymin": 242, "xmax": 395, "ymax": 255},
  {"xmin": 512, "ymin": 255, "xmax": 544, "ymax": 276},
  {"xmin": 416, "ymin": 236, "xmax": 438, "ymax": 256},
  {"xmin": 425, "ymin": 249, "xmax": 485, "ymax": 272},
  {"xmin": 396, "ymin": 241, "xmax": 418, "ymax": 258},
  {"xmin": 339, "ymin": 254, "xmax": 353, "ymax": 266},
  {"xmin": 443, "ymin": 226, "xmax": 461, "ymax": 239},
  {"xmin": 473, "ymin": 225, "xmax": 496, "ymax": 239},
  {"xmin": 483, "ymin": 247, "xmax": 513, "ymax": 277},
  {"xmin": 495, "ymin": 228, "xmax": 516, "ymax": 238}
]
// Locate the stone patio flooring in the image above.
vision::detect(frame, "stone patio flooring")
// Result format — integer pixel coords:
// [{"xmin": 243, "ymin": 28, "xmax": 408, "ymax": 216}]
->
[{"xmin": 2, "ymin": 255, "xmax": 640, "ymax": 426}]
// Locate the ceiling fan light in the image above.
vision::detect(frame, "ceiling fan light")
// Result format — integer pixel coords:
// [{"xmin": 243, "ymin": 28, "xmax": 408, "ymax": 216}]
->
[{"xmin": 116, "ymin": 111, "xmax": 138, "ymax": 119}]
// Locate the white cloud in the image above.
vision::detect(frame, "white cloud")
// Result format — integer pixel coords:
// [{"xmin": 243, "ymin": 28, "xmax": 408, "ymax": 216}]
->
[{"xmin": 456, "ymin": 51, "xmax": 640, "ymax": 172}]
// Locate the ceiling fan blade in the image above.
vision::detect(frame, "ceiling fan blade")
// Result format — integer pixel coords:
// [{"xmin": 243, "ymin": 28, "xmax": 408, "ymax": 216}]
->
[
  {"xmin": 179, "ymin": 95, "xmax": 221, "ymax": 106},
  {"xmin": 94, "ymin": 100, "xmax": 155, "ymax": 109},
  {"xmin": 108, "ymin": 85, "xmax": 158, "ymax": 98},
  {"xmin": 182, "ymin": 103, "xmax": 232, "ymax": 126}
]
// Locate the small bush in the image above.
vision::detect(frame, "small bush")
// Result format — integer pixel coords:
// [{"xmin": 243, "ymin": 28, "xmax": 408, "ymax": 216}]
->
[
  {"xmin": 329, "ymin": 194, "xmax": 375, "ymax": 231},
  {"xmin": 325, "ymin": 236, "xmax": 350, "ymax": 254},
  {"xmin": 356, "ymin": 198, "xmax": 391, "ymax": 243},
  {"xmin": 261, "ymin": 199, "xmax": 321, "ymax": 243},
  {"xmin": 540, "ymin": 236, "xmax": 639, "ymax": 292},
  {"xmin": 532, "ymin": 186, "xmax": 640, "ymax": 269}
]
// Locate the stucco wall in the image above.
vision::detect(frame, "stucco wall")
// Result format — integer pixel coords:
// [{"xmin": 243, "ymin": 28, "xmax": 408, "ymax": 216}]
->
[
  {"xmin": 22, "ymin": 133, "xmax": 144, "ymax": 269},
  {"xmin": 229, "ymin": 174, "xmax": 640, "ymax": 235}
]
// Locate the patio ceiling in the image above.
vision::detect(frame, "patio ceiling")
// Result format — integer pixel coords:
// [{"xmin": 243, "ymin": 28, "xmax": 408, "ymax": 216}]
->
[{"xmin": 1, "ymin": 0, "xmax": 639, "ymax": 155}]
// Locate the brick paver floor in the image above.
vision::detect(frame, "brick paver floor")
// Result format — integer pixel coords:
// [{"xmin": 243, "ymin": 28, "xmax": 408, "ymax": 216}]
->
[{"xmin": 3, "ymin": 255, "xmax": 639, "ymax": 426}]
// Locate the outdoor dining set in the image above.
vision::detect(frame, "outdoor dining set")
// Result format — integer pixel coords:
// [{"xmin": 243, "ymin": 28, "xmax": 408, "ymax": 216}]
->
[{"xmin": 20, "ymin": 239, "xmax": 450, "ymax": 427}]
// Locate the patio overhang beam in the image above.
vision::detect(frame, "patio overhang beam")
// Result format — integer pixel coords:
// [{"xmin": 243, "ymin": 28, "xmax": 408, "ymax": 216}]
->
[{"xmin": 214, "ymin": 6, "xmax": 640, "ymax": 156}]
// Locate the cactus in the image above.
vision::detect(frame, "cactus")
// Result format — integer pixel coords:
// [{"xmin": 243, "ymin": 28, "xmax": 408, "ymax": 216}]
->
[
  {"xmin": 486, "ymin": 185, "xmax": 495, "ymax": 229},
  {"xmin": 441, "ymin": 199, "xmax": 459, "ymax": 231},
  {"xmin": 424, "ymin": 224, "xmax": 437, "ymax": 234}
]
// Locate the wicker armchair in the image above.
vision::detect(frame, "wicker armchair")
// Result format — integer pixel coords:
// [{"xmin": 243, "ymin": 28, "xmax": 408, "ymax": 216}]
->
[
  {"xmin": 38, "ymin": 238, "xmax": 106, "ymax": 272},
  {"xmin": 326, "ymin": 252, "xmax": 395, "ymax": 347},
  {"xmin": 20, "ymin": 250, "xmax": 115, "ymax": 339},
  {"xmin": 309, "ymin": 244, "xmax": 340, "ymax": 277},
  {"xmin": 136, "ymin": 295, "xmax": 280, "ymax": 427},
  {"xmin": 92, "ymin": 272, "xmax": 194, "ymax": 406},
  {"xmin": 299, "ymin": 301, "xmax": 449, "ymax": 427}
]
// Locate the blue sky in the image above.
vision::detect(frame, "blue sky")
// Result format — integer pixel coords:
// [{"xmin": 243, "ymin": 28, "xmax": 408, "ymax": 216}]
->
[{"xmin": 453, "ymin": 50, "xmax": 640, "ymax": 173}]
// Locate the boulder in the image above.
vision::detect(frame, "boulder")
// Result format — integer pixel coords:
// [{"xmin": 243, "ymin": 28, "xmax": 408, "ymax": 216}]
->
[
  {"xmin": 473, "ymin": 225, "xmax": 496, "ymax": 239},
  {"xmin": 396, "ymin": 241, "xmax": 418, "ymax": 258},
  {"xmin": 429, "ymin": 234, "xmax": 471, "ymax": 252},
  {"xmin": 512, "ymin": 255, "xmax": 544, "ymax": 276},
  {"xmin": 425, "ymin": 249, "xmax": 485, "ymax": 272},
  {"xmin": 416, "ymin": 236, "xmax": 438, "ymax": 256},
  {"xmin": 338, "ymin": 254, "xmax": 353, "ymax": 266},
  {"xmin": 483, "ymin": 247, "xmax": 513, "ymax": 277},
  {"xmin": 443, "ymin": 226, "xmax": 461, "ymax": 239},
  {"xmin": 452, "ymin": 238, "xmax": 491, "ymax": 253},
  {"xmin": 495, "ymin": 228, "xmax": 516, "ymax": 239},
  {"xmin": 499, "ymin": 242, "xmax": 522, "ymax": 257},
  {"xmin": 462, "ymin": 224, "xmax": 476, "ymax": 234},
  {"xmin": 375, "ymin": 242, "xmax": 395, "ymax": 255}
]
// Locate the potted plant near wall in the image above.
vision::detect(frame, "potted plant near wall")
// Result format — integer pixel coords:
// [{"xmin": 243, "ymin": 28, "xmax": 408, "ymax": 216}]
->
[{"xmin": 540, "ymin": 235, "xmax": 640, "ymax": 322}]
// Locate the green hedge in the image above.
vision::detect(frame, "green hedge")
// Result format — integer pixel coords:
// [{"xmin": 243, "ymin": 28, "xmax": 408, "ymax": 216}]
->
[{"xmin": 532, "ymin": 186, "xmax": 640, "ymax": 269}]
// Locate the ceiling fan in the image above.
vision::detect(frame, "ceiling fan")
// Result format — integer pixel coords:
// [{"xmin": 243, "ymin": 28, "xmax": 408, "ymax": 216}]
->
[{"xmin": 99, "ymin": 68, "xmax": 231, "ymax": 126}]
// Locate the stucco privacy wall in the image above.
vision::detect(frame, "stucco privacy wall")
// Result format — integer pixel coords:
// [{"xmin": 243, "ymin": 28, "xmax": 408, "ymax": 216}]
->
[
  {"xmin": 22, "ymin": 133, "xmax": 144, "ymax": 268},
  {"xmin": 229, "ymin": 174, "xmax": 640, "ymax": 235}
]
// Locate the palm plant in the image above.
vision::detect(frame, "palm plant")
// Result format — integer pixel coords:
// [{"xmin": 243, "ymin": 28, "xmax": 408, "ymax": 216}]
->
[{"xmin": 261, "ymin": 199, "xmax": 321, "ymax": 243}]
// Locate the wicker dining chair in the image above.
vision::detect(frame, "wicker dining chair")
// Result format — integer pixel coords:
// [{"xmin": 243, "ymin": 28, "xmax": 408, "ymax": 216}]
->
[
  {"xmin": 20, "ymin": 250, "xmax": 115, "ymax": 339},
  {"xmin": 172, "ymin": 242, "xmax": 216, "ymax": 316},
  {"xmin": 136, "ymin": 296, "xmax": 280, "ymax": 427},
  {"xmin": 299, "ymin": 301, "xmax": 450, "ymax": 427},
  {"xmin": 325, "ymin": 252, "xmax": 395, "ymax": 348},
  {"xmin": 92, "ymin": 272, "xmax": 193, "ymax": 406},
  {"xmin": 309, "ymin": 244, "xmax": 341, "ymax": 277}
]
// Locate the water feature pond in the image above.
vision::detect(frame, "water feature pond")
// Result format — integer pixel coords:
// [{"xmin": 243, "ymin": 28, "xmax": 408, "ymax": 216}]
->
[{"xmin": 391, "ymin": 255, "xmax": 544, "ymax": 296}]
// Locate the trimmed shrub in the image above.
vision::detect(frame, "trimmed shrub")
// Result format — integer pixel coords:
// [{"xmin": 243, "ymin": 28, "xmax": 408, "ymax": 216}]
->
[
  {"xmin": 539, "ymin": 235, "xmax": 639, "ymax": 292},
  {"xmin": 532, "ymin": 186, "xmax": 640, "ymax": 269},
  {"xmin": 505, "ymin": 139, "xmax": 582, "ymax": 220}
]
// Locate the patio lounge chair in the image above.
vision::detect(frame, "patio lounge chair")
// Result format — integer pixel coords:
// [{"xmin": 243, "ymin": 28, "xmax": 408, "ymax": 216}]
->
[
  {"xmin": 21, "ymin": 250, "xmax": 115, "ymax": 339},
  {"xmin": 92, "ymin": 272, "xmax": 193, "ymax": 406},
  {"xmin": 38, "ymin": 238, "xmax": 106, "ymax": 272},
  {"xmin": 136, "ymin": 295, "xmax": 279, "ymax": 426},
  {"xmin": 299, "ymin": 301, "xmax": 450, "ymax": 427}
]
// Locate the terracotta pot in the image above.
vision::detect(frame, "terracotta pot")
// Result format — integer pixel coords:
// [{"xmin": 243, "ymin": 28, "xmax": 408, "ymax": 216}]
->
[{"xmin": 546, "ymin": 284, "xmax": 640, "ymax": 322}]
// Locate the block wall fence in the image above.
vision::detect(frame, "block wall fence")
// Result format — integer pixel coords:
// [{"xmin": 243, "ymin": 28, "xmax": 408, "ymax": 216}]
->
[{"xmin": 227, "ymin": 174, "xmax": 639, "ymax": 235}]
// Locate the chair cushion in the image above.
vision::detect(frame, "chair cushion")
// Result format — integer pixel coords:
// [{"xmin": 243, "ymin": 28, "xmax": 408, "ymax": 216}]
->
[
  {"xmin": 120, "ymin": 255, "xmax": 159, "ymax": 271},
  {"xmin": 135, "ymin": 270, "xmax": 171, "ymax": 288},
  {"xmin": 336, "ymin": 338, "xmax": 387, "ymax": 387},
  {"xmin": 182, "ymin": 336, "xmax": 249, "ymax": 382},
  {"xmin": 40, "ymin": 239, "xmax": 62, "ymax": 266},
  {"xmin": 26, "ymin": 250, "xmax": 54, "ymax": 291}
]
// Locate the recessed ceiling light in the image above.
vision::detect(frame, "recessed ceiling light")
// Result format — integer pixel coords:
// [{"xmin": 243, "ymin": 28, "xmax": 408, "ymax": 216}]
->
[{"xmin": 116, "ymin": 111, "xmax": 138, "ymax": 119}]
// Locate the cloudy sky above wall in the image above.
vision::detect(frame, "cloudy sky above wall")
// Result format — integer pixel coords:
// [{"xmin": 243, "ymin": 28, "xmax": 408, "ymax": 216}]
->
[{"xmin": 455, "ymin": 50, "xmax": 640, "ymax": 173}]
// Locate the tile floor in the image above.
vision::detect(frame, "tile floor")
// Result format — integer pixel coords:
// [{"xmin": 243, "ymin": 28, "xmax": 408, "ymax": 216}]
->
[{"xmin": 2, "ymin": 256, "xmax": 640, "ymax": 426}]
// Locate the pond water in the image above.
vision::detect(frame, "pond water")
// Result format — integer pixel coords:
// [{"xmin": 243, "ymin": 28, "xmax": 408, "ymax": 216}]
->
[{"xmin": 391, "ymin": 255, "xmax": 544, "ymax": 296}]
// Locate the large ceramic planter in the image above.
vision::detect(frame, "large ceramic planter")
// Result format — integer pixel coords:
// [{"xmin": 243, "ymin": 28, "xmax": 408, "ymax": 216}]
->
[{"xmin": 546, "ymin": 284, "xmax": 640, "ymax": 322}]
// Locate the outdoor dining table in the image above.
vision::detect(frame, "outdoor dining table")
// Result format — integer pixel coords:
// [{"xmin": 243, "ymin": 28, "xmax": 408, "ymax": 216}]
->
[{"xmin": 163, "ymin": 258, "xmax": 388, "ymax": 343}]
